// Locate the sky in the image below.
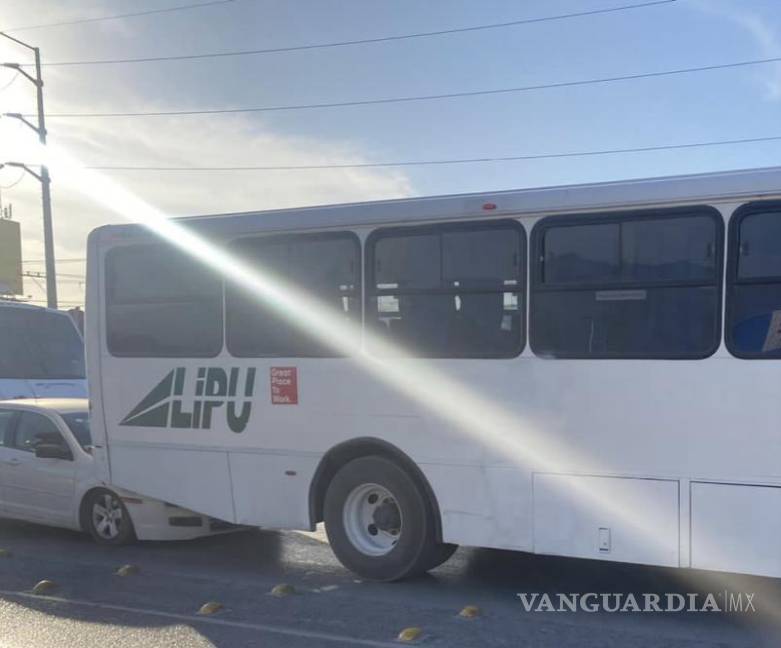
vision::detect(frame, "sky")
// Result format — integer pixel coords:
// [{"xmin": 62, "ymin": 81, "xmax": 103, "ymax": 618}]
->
[{"xmin": 1, "ymin": 0, "xmax": 781, "ymax": 308}]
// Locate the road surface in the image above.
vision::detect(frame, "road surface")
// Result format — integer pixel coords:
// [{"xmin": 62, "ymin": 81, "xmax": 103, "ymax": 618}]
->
[{"xmin": 0, "ymin": 518, "xmax": 779, "ymax": 646}]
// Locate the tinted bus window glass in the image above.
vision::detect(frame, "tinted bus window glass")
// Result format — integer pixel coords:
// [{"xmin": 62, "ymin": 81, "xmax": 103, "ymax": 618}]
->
[
  {"xmin": 442, "ymin": 229, "xmax": 519, "ymax": 288},
  {"xmin": 374, "ymin": 234, "xmax": 440, "ymax": 290},
  {"xmin": 368, "ymin": 221, "xmax": 525, "ymax": 358},
  {"xmin": 543, "ymin": 223, "xmax": 619, "ymax": 284},
  {"xmin": 0, "ymin": 308, "xmax": 84, "ymax": 379},
  {"xmin": 226, "ymin": 233, "xmax": 360, "ymax": 357},
  {"xmin": 106, "ymin": 245, "xmax": 223, "ymax": 357},
  {"xmin": 109, "ymin": 245, "xmax": 216, "ymax": 302},
  {"xmin": 532, "ymin": 210, "xmax": 722, "ymax": 358},
  {"xmin": 621, "ymin": 216, "xmax": 716, "ymax": 282},
  {"xmin": 728, "ymin": 209, "xmax": 781, "ymax": 358},
  {"xmin": 736, "ymin": 212, "xmax": 781, "ymax": 279}
]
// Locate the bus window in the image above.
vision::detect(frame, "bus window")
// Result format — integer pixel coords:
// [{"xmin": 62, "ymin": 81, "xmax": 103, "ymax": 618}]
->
[
  {"xmin": 0, "ymin": 307, "xmax": 85, "ymax": 379},
  {"xmin": 105, "ymin": 244, "xmax": 223, "ymax": 357},
  {"xmin": 531, "ymin": 210, "xmax": 722, "ymax": 359},
  {"xmin": 226, "ymin": 232, "xmax": 360, "ymax": 357},
  {"xmin": 727, "ymin": 208, "xmax": 781, "ymax": 358},
  {"xmin": 367, "ymin": 220, "xmax": 525, "ymax": 358}
]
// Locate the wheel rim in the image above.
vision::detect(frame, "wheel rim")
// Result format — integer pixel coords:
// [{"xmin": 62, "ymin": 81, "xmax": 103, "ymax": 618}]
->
[
  {"xmin": 342, "ymin": 483, "xmax": 402, "ymax": 556},
  {"xmin": 92, "ymin": 493, "xmax": 123, "ymax": 540}
]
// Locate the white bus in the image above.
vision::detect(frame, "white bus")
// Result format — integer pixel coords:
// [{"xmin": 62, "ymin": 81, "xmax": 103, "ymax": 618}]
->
[
  {"xmin": 87, "ymin": 167, "xmax": 781, "ymax": 581},
  {"xmin": 0, "ymin": 302, "xmax": 87, "ymax": 400}
]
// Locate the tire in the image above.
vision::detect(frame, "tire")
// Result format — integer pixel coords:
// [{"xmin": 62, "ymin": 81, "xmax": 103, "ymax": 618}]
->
[
  {"xmin": 323, "ymin": 455, "xmax": 438, "ymax": 581},
  {"xmin": 84, "ymin": 489, "xmax": 136, "ymax": 545}
]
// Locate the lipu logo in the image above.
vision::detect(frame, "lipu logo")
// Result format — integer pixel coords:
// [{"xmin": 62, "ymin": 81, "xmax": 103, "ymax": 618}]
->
[{"xmin": 120, "ymin": 367, "xmax": 256, "ymax": 433}]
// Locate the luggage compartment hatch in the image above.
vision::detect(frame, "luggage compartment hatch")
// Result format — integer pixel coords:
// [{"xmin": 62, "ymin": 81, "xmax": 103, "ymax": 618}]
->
[{"xmin": 533, "ymin": 474, "xmax": 679, "ymax": 567}]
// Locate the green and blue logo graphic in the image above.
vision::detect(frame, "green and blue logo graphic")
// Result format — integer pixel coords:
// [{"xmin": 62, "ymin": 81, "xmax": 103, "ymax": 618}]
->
[{"xmin": 120, "ymin": 367, "xmax": 256, "ymax": 433}]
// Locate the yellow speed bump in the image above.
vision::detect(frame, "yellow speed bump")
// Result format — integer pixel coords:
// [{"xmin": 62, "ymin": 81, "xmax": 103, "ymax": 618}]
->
[
  {"xmin": 396, "ymin": 626, "xmax": 423, "ymax": 643},
  {"xmin": 32, "ymin": 580, "xmax": 57, "ymax": 595},
  {"xmin": 270, "ymin": 583, "xmax": 295, "ymax": 597},
  {"xmin": 115, "ymin": 564, "xmax": 139, "ymax": 577},
  {"xmin": 197, "ymin": 601, "xmax": 223, "ymax": 616},
  {"xmin": 458, "ymin": 605, "xmax": 480, "ymax": 619},
  {"xmin": 0, "ymin": 549, "xmax": 11, "ymax": 558}
]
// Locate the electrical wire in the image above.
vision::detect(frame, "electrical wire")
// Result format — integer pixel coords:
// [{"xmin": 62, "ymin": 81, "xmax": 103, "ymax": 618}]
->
[
  {"xmin": 33, "ymin": 1, "xmax": 676, "ymax": 67},
  {"xmin": 0, "ymin": 168, "xmax": 26, "ymax": 189},
  {"xmin": 0, "ymin": 71, "xmax": 20, "ymax": 93},
  {"xmin": 2, "ymin": 0, "xmax": 238, "ymax": 33},
  {"xmin": 21, "ymin": 258, "xmax": 86, "ymax": 264},
  {"xmin": 39, "ymin": 54, "xmax": 781, "ymax": 119},
  {"xmin": 81, "ymin": 134, "xmax": 781, "ymax": 172}
]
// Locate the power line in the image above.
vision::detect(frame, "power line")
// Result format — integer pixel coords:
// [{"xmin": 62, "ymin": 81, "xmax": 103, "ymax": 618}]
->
[
  {"xmin": 0, "ymin": 168, "xmax": 26, "ymax": 189},
  {"xmin": 2, "ymin": 0, "xmax": 238, "ymax": 33},
  {"xmin": 22, "ymin": 258, "xmax": 86, "ymax": 264},
  {"xmin": 81, "ymin": 134, "xmax": 781, "ymax": 172},
  {"xmin": 0, "ymin": 71, "xmax": 20, "ymax": 93},
  {"xmin": 34, "ymin": 1, "xmax": 676, "ymax": 67},
  {"xmin": 39, "ymin": 54, "xmax": 781, "ymax": 119},
  {"xmin": 22, "ymin": 270, "xmax": 83, "ymax": 279}
]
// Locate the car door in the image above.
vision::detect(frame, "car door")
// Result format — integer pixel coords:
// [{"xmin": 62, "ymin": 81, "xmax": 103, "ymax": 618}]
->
[
  {"xmin": 2, "ymin": 411, "xmax": 77, "ymax": 525},
  {"xmin": 0, "ymin": 408, "xmax": 20, "ymax": 514}
]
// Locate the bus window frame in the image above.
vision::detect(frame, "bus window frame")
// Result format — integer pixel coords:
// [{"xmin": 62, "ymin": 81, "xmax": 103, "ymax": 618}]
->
[
  {"xmin": 725, "ymin": 200, "xmax": 781, "ymax": 360},
  {"xmin": 104, "ymin": 243, "xmax": 224, "ymax": 359},
  {"xmin": 365, "ymin": 218, "xmax": 527, "ymax": 359},
  {"xmin": 529, "ymin": 205, "xmax": 725, "ymax": 360},
  {"xmin": 225, "ymin": 230, "xmax": 362, "ymax": 359}
]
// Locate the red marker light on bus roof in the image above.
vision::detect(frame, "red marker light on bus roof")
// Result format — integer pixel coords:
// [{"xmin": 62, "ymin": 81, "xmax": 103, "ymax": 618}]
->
[{"xmin": 482, "ymin": 202, "xmax": 497, "ymax": 211}]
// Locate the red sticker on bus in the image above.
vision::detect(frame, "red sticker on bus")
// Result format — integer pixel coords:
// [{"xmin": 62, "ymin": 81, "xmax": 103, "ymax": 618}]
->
[{"xmin": 270, "ymin": 367, "xmax": 298, "ymax": 405}]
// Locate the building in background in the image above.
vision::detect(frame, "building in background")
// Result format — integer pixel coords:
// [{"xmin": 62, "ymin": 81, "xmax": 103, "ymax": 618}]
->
[{"xmin": 0, "ymin": 218, "xmax": 23, "ymax": 297}]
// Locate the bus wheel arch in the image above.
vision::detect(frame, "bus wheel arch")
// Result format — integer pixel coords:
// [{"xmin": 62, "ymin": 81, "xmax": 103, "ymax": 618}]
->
[{"xmin": 309, "ymin": 437, "xmax": 444, "ymax": 544}]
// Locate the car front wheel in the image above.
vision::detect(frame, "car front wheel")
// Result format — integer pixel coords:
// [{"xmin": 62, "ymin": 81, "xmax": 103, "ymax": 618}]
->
[{"xmin": 84, "ymin": 489, "xmax": 135, "ymax": 545}]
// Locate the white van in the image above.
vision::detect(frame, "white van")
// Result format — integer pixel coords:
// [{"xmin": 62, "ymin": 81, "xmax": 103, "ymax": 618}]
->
[{"xmin": 0, "ymin": 302, "xmax": 86, "ymax": 400}]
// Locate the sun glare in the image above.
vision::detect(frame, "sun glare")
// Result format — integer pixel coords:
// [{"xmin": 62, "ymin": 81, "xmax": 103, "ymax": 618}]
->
[{"xmin": 9, "ymin": 128, "xmax": 780, "ymax": 627}]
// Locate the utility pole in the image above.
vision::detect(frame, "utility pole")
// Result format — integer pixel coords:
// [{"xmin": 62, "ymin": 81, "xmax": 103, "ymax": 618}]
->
[
  {"xmin": 1, "ymin": 31, "xmax": 57, "ymax": 309},
  {"xmin": 33, "ymin": 46, "xmax": 56, "ymax": 310}
]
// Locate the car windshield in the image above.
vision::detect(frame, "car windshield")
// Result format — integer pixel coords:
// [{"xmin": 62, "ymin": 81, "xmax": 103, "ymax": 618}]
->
[
  {"xmin": 0, "ymin": 308, "xmax": 85, "ymax": 380},
  {"xmin": 61, "ymin": 412, "xmax": 91, "ymax": 449}
]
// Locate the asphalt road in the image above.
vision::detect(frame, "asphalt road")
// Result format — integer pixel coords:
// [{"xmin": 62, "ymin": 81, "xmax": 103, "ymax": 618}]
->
[{"xmin": 0, "ymin": 519, "xmax": 780, "ymax": 647}]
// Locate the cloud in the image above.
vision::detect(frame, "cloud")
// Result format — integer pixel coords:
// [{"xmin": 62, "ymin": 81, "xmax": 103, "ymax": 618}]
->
[
  {"xmin": 0, "ymin": 16, "xmax": 415, "ymax": 307},
  {"xmin": 691, "ymin": 0, "xmax": 781, "ymax": 99},
  {"xmin": 3, "ymin": 111, "xmax": 415, "ymax": 305}
]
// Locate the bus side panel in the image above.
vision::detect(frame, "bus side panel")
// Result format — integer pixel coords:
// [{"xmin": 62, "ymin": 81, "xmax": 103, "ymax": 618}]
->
[
  {"xmin": 228, "ymin": 451, "xmax": 317, "ymax": 528},
  {"xmin": 419, "ymin": 463, "xmax": 534, "ymax": 551},
  {"xmin": 533, "ymin": 474, "xmax": 680, "ymax": 567},
  {"xmin": 691, "ymin": 482, "xmax": 781, "ymax": 578},
  {"xmin": 110, "ymin": 445, "xmax": 236, "ymax": 522}
]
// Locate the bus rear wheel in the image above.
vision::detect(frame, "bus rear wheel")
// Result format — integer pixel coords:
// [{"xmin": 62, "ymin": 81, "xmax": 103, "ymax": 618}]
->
[{"xmin": 324, "ymin": 455, "xmax": 446, "ymax": 581}]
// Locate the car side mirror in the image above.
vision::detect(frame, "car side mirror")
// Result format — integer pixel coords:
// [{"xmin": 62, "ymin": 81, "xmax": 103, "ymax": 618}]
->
[{"xmin": 35, "ymin": 443, "xmax": 73, "ymax": 461}]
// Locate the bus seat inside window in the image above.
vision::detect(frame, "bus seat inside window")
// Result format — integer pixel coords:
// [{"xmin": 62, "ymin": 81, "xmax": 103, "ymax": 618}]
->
[{"xmin": 368, "ymin": 221, "xmax": 525, "ymax": 358}]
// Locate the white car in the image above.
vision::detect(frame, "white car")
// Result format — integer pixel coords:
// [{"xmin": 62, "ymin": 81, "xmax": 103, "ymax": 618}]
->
[{"xmin": 0, "ymin": 398, "xmax": 234, "ymax": 544}]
